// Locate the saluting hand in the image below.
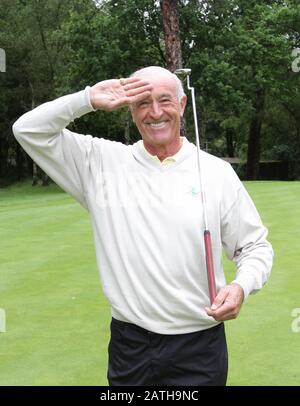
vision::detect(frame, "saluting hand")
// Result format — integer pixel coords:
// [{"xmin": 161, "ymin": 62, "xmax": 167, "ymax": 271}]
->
[{"xmin": 89, "ymin": 77, "xmax": 152, "ymax": 112}]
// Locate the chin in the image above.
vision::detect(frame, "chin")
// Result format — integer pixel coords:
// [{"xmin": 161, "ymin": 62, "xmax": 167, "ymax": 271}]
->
[{"xmin": 149, "ymin": 133, "xmax": 172, "ymax": 144}]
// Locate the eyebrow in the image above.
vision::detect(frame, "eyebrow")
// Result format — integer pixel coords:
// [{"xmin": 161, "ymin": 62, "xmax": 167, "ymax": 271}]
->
[
  {"xmin": 133, "ymin": 92, "xmax": 175, "ymax": 108},
  {"xmin": 140, "ymin": 93, "xmax": 174, "ymax": 102},
  {"xmin": 158, "ymin": 93, "xmax": 173, "ymax": 99}
]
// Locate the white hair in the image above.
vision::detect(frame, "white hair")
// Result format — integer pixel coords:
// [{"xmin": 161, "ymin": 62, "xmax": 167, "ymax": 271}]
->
[{"xmin": 130, "ymin": 66, "xmax": 186, "ymax": 101}]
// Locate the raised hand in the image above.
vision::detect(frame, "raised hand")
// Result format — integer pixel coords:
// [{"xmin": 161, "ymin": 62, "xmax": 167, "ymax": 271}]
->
[{"xmin": 89, "ymin": 77, "xmax": 152, "ymax": 112}]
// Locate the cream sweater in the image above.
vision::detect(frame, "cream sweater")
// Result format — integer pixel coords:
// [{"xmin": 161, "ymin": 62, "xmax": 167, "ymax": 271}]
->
[{"xmin": 13, "ymin": 87, "xmax": 273, "ymax": 334}]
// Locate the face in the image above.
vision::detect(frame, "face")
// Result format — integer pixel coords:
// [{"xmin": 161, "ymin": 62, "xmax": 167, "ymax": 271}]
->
[{"xmin": 130, "ymin": 74, "xmax": 187, "ymax": 149}]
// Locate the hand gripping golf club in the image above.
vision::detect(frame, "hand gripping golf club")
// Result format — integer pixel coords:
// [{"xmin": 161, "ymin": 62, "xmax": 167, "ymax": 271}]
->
[{"xmin": 175, "ymin": 68, "xmax": 217, "ymax": 305}]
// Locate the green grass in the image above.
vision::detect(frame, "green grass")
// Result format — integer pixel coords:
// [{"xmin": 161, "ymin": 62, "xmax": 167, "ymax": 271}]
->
[
  {"xmin": 225, "ymin": 181, "xmax": 300, "ymax": 386},
  {"xmin": 0, "ymin": 182, "xmax": 109, "ymax": 385},
  {"xmin": 0, "ymin": 181, "xmax": 299, "ymax": 386}
]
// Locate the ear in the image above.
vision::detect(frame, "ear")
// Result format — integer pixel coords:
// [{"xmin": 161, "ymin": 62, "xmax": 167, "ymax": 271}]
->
[{"xmin": 180, "ymin": 95, "xmax": 187, "ymax": 117}]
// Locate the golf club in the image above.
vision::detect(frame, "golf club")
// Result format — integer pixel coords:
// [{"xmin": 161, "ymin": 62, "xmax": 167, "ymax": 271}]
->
[{"xmin": 175, "ymin": 68, "xmax": 217, "ymax": 305}]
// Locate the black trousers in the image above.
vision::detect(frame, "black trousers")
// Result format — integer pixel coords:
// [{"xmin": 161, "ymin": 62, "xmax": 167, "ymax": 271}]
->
[{"xmin": 108, "ymin": 318, "xmax": 228, "ymax": 386}]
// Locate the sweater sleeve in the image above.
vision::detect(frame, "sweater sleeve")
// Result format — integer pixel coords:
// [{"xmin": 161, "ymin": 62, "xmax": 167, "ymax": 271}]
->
[
  {"xmin": 220, "ymin": 168, "xmax": 274, "ymax": 299},
  {"xmin": 12, "ymin": 87, "xmax": 95, "ymax": 209}
]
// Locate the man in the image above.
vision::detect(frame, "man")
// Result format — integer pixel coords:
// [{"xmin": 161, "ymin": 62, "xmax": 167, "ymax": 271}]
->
[{"xmin": 13, "ymin": 66, "xmax": 273, "ymax": 386}]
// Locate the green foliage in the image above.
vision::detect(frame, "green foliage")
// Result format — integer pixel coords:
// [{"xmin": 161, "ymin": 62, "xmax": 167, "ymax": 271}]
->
[
  {"xmin": 175, "ymin": 0, "xmax": 300, "ymax": 172},
  {"xmin": 1, "ymin": 0, "xmax": 300, "ymax": 182},
  {"xmin": 54, "ymin": 0, "xmax": 164, "ymax": 141}
]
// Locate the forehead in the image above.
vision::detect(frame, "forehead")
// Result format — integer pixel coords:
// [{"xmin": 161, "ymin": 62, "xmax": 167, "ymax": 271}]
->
[{"xmin": 136, "ymin": 72, "xmax": 177, "ymax": 97}]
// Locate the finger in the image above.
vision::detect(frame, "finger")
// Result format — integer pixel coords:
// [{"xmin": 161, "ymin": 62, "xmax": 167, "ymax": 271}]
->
[
  {"xmin": 108, "ymin": 90, "xmax": 151, "ymax": 110},
  {"xmin": 118, "ymin": 77, "xmax": 148, "ymax": 89},
  {"xmin": 127, "ymin": 90, "xmax": 152, "ymax": 104},
  {"xmin": 211, "ymin": 287, "xmax": 229, "ymax": 310},
  {"xmin": 120, "ymin": 76, "xmax": 142, "ymax": 86},
  {"xmin": 212, "ymin": 301, "xmax": 235, "ymax": 319},
  {"xmin": 206, "ymin": 300, "xmax": 238, "ymax": 321},
  {"xmin": 123, "ymin": 80, "xmax": 152, "ymax": 92},
  {"xmin": 125, "ymin": 84, "xmax": 153, "ymax": 97},
  {"xmin": 205, "ymin": 307, "xmax": 215, "ymax": 316},
  {"xmin": 107, "ymin": 96, "xmax": 130, "ymax": 111}
]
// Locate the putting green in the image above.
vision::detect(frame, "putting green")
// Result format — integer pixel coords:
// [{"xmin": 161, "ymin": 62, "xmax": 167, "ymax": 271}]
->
[{"xmin": 0, "ymin": 181, "xmax": 299, "ymax": 385}]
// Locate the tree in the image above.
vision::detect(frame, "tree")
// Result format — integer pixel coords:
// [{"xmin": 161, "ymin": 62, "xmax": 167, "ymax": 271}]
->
[
  {"xmin": 0, "ymin": 0, "xmax": 81, "ymax": 185},
  {"xmin": 56, "ymin": 0, "xmax": 163, "ymax": 144},
  {"xmin": 1, "ymin": 0, "xmax": 300, "ymax": 184},
  {"xmin": 160, "ymin": 0, "xmax": 183, "ymax": 72},
  {"xmin": 180, "ymin": 0, "xmax": 299, "ymax": 179}
]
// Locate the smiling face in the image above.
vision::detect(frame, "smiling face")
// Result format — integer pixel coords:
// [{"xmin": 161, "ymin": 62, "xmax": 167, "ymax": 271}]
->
[{"xmin": 130, "ymin": 72, "xmax": 187, "ymax": 152}]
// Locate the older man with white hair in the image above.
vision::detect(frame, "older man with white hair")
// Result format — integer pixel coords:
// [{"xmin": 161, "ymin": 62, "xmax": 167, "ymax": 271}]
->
[{"xmin": 13, "ymin": 66, "xmax": 273, "ymax": 386}]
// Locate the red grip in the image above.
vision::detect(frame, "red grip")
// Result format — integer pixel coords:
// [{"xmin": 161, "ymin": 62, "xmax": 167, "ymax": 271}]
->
[{"xmin": 204, "ymin": 230, "xmax": 217, "ymax": 305}]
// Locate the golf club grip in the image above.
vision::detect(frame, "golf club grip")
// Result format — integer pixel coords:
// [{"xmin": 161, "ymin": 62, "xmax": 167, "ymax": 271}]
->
[{"xmin": 204, "ymin": 230, "xmax": 217, "ymax": 305}]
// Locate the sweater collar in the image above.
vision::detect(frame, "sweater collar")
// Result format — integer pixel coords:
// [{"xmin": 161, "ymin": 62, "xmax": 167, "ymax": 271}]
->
[
  {"xmin": 141, "ymin": 137, "xmax": 185, "ymax": 166},
  {"xmin": 131, "ymin": 137, "xmax": 196, "ymax": 169}
]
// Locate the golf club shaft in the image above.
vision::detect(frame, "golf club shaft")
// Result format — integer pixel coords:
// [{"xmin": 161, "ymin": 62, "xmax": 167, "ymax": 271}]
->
[
  {"xmin": 204, "ymin": 230, "xmax": 217, "ymax": 304},
  {"xmin": 186, "ymin": 75, "xmax": 217, "ymax": 305}
]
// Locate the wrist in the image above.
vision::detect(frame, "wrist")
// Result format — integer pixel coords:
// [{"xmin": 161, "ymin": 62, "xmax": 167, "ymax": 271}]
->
[
  {"xmin": 230, "ymin": 282, "xmax": 245, "ymax": 302},
  {"xmin": 88, "ymin": 86, "xmax": 97, "ymax": 110}
]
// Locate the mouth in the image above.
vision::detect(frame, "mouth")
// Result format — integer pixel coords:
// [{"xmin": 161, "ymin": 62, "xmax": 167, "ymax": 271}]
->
[{"xmin": 146, "ymin": 121, "xmax": 168, "ymax": 129}]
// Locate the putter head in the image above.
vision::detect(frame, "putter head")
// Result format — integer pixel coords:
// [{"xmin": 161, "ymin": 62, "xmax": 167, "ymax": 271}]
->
[{"xmin": 174, "ymin": 68, "xmax": 191, "ymax": 77}]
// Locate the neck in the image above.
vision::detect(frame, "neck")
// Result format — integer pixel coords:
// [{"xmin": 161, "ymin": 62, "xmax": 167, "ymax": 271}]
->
[{"xmin": 143, "ymin": 137, "xmax": 183, "ymax": 161}]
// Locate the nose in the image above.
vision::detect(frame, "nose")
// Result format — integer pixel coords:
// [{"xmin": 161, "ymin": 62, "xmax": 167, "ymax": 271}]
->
[{"xmin": 149, "ymin": 100, "xmax": 163, "ymax": 119}]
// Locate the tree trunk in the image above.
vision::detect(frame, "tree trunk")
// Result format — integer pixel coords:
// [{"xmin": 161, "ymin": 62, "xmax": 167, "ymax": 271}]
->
[
  {"xmin": 29, "ymin": 80, "xmax": 49, "ymax": 186},
  {"xmin": 29, "ymin": 82, "xmax": 38, "ymax": 186},
  {"xmin": 42, "ymin": 172, "xmax": 50, "ymax": 186},
  {"xmin": 124, "ymin": 111, "xmax": 131, "ymax": 145},
  {"xmin": 294, "ymin": 125, "xmax": 300, "ymax": 179},
  {"xmin": 160, "ymin": 0, "xmax": 186, "ymax": 137},
  {"xmin": 160, "ymin": 0, "xmax": 183, "ymax": 72},
  {"xmin": 246, "ymin": 89, "xmax": 265, "ymax": 180},
  {"xmin": 15, "ymin": 143, "xmax": 24, "ymax": 181},
  {"xmin": 0, "ymin": 137, "xmax": 8, "ymax": 181},
  {"xmin": 32, "ymin": 162, "xmax": 39, "ymax": 186},
  {"xmin": 225, "ymin": 128, "xmax": 236, "ymax": 157}
]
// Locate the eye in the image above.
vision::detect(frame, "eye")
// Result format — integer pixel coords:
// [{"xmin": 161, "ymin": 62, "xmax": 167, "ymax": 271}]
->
[
  {"xmin": 138, "ymin": 100, "xmax": 150, "ymax": 108},
  {"xmin": 160, "ymin": 98, "xmax": 172, "ymax": 104}
]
